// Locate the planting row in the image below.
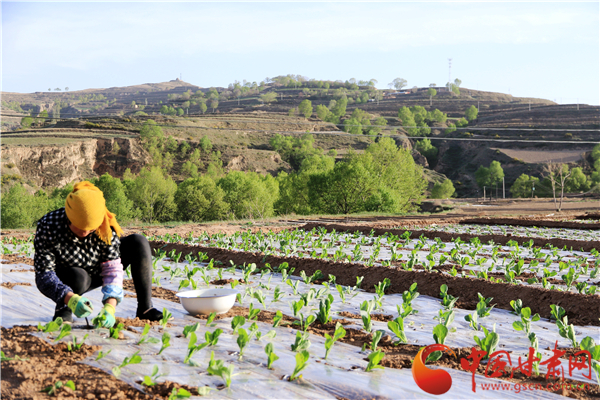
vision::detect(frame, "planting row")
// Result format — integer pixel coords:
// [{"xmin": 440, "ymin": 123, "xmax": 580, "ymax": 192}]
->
[{"xmin": 144, "ymin": 228, "xmax": 600, "ymax": 296}]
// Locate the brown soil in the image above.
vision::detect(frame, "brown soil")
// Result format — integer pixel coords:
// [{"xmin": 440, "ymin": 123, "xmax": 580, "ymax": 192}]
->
[
  {"xmin": 0, "ymin": 326, "xmax": 197, "ymax": 399},
  {"xmin": 0, "ymin": 282, "xmax": 32, "ymax": 289},
  {"xmin": 123, "ymin": 279, "xmax": 180, "ymax": 304},
  {"xmin": 338, "ymin": 311, "xmax": 393, "ymax": 322},
  {"xmin": 301, "ymin": 222, "xmax": 600, "ymax": 252},
  {"xmin": 210, "ymin": 278, "xmax": 246, "ymax": 285},
  {"xmin": 462, "ymin": 217, "xmax": 600, "ymax": 230},
  {"xmin": 1, "ymin": 254, "xmax": 34, "ymax": 266},
  {"xmin": 149, "ymin": 241, "xmax": 600, "ymax": 327}
]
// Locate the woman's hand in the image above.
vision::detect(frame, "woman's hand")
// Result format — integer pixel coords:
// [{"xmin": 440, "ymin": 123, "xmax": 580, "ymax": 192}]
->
[{"xmin": 67, "ymin": 294, "xmax": 93, "ymax": 318}]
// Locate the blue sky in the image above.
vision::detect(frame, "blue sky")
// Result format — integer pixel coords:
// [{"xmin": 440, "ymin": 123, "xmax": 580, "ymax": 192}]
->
[{"xmin": 2, "ymin": 1, "xmax": 598, "ymax": 105}]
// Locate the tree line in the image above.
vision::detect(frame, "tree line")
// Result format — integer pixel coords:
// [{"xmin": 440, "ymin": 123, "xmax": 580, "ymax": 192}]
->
[{"xmin": 1, "ymin": 135, "xmax": 427, "ymax": 228}]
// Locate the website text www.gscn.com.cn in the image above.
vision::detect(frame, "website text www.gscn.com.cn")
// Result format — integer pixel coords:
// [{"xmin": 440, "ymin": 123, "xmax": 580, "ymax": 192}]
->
[{"xmin": 480, "ymin": 381, "xmax": 591, "ymax": 393}]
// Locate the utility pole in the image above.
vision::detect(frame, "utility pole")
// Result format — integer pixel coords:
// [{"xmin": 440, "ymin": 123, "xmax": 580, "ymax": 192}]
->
[
  {"xmin": 503, "ymin": 177, "xmax": 505, "ymax": 199},
  {"xmin": 529, "ymin": 100, "xmax": 531, "ymax": 111},
  {"xmin": 477, "ymin": 100, "xmax": 480, "ymax": 112},
  {"xmin": 448, "ymin": 58, "xmax": 452, "ymax": 88},
  {"xmin": 577, "ymin": 99, "xmax": 579, "ymax": 111},
  {"xmin": 483, "ymin": 186, "xmax": 486, "ymax": 201}
]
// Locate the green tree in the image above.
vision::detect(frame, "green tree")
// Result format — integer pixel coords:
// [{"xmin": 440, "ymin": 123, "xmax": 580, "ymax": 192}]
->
[
  {"xmin": 270, "ymin": 133, "xmax": 322, "ymax": 171},
  {"xmin": 489, "ymin": 161, "xmax": 505, "ymax": 185},
  {"xmin": 260, "ymin": 92, "xmax": 278, "ymax": 104},
  {"xmin": 175, "ymin": 176, "xmax": 229, "ymax": 222},
  {"xmin": 139, "ymin": 120, "xmax": 165, "ymax": 149},
  {"xmin": 0, "ymin": 185, "xmax": 50, "ymax": 228},
  {"xmin": 565, "ymin": 167, "xmax": 589, "ymax": 192},
  {"xmin": 209, "ymin": 99, "xmax": 219, "ymax": 113},
  {"xmin": 179, "ymin": 141, "xmax": 191, "ymax": 158},
  {"xmin": 343, "ymin": 109, "xmax": 371, "ymax": 135},
  {"xmin": 389, "ymin": 78, "xmax": 407, "ymax": 91},
  {"xmin": 427, "ymin": 88, "xmax": 437, "ymax": 98},
  {"xmin": 465, "ymin": 105, "xmax": 478, "ymax": 121},
  {"xmin": 315, "ymin": 104, "xmax": 329, "ymax": 120},
  {"xmin": 177, "ymin": 108, "xmax": 184, "ymax": 116},
  {"xmin": 20, "ymin": 117, "xmax": 34, "ymax": 128},
  {"xmin": 475, "ymin": 166, "xmax": 491, "ymax": 188},
  {"xmin": 398, "ymin": 107, "xmax": 417, "ymax": 136},
  {"xmin": 510, "ymin": 174, "xmax": 540, "ymax": 198},
  {"xmin": 181, "ymin": 160, "xmax": 199, "ymax": 178},
  {"xmin": 274, "ymin": 154, "xmax": 335, "ymax": 215},
  {"xmin": 415, "ymin": 138, "xmax": 438, "ymax": 166},
  {"xmin": 200, "ymin": 136, "xmax": 212, "ymax": 153},
  {"xmin": 330, "ymin": 95, "xmax": 347, "ymax": 117},
  {"xmin": 431, "ymin": 179, "xmax": 455, "ymax": 199},
  {"xmin": 126, "ymin": 167, "xmax": 177, "ymax": 222},
  {"xmin": 218, "ymin": 171, "xmax": 279, "ymax": 219},
  {"xmin": 91, "ymin": 173, "xmax": 137, "ymax": 222},
  {"xmin": 298, "ymin": 99, "xmax": 313, "ymax": 119},
  {"xmin": 475, "ymin": 161, "xmax": 504, "ymax": 191},
  {"xmin": 370, "ymin": 116, "xmax": 387, "ymax": 135},
  {"xmin": 199, "ymin": 102, "xmax": 208, "ymax": 114},
  {"xmin": 164, "ymin": 136, "xmax": 177, "ymax": 153}
]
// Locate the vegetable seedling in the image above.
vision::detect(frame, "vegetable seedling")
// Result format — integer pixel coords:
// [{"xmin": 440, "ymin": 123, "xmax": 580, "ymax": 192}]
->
[
  {"xmin": 161, "ymin": 308, "xmax": 172, "ymax": 329},
  {"xmin": 324, "ymin": 322, "xmax": 346, "ymax": 359},
  {"xmin": 38, "ymin": 318, "xmax": 63, "ymax": 333},
  {"xmin": 366, "ymin": 350, "xmax": 385, "ymax": 372},
  {"xmin": 95, "ymin": 349, "xmax": 111, "ymax": 361},
  {"xmin": 67, "ymin": 334, "xmax": 88, "ymax": 352},
  {"xmin": 273, "ymin": 310, "xmax": 283, "ymax": 328},
  {"xmin": 248, "ymin": 303, "xmax": 261, "ymax": 321},
  {"xmin": 291, "ymin": 331, "xmax": 311, "ymax": 352},
  {"xmin": 41, "ymin": 380, "xmax": 75, "ymax": 396},
  {"xmin": 289, "ymin": 350, "xmax": 310, "ymax": 381},
  {"xmin": 142, "ymin": 365, "xmax": 165, "ymax": 386},
  {"xmin": 112, "ymin": 350, "xmax": 142, "ymax": 378},
  {"xmin": 137, "ymin": 324, "xmax": 160, "ymax": 345},
  {"xmin": 370, "ymin": 330, "xmax": 385, "ymax": 351},
  {"xmin": 184, "ymin": 332, "xmax": 209, "ymax": 366},
  {"xmin": 264, "ymin": 342, "xmax": 279, "ymax": 369},
  {"xmin": 109, "ymin": 323, "xmax": 124, "ymax": 339},
  {"xmin": 316, "ymin": 294, "xmax": 334, "ymax": 324},
  {"xmin": 231, "ymin": 315, "xmax": 246, "ymax": 333},
  {"xmin": 207, "ymin": 351, "xmax": 234, "ymax": 387},
  {"xmin": 474, "ymin": 325, "xmax": 499, "ymax": 358},
  {"xmin": 237, "ymin": 328, "xmax": 250, "ymax": 357},
  {"xmin": 158, "ymin": 332, "xmax": 171, "ymax": 355},
  {"xmin": 387, "ymin": 317, "xmax": 408, "ymax": 345},
  {"xmin": 54, "ymin": 324, "xmax": 72, "ymax": 342},
  {"xmin": 168, "ymin": 388, "xmax": 192, "ymax": 400},
  {"xmin": 205, "ymin": 328, "xmax": 223, "ymax": 346}
]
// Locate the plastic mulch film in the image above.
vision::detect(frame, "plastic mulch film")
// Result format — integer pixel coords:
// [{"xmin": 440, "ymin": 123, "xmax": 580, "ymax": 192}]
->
[{"xmin": 0, "ymin": 261, "xmax": 584, "ymax": 399}]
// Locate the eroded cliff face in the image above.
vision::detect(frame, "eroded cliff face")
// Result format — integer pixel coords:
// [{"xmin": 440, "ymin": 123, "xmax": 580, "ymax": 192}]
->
[{"xmin": 1, "ymin": 138, "xmax": 149, "ymax": 188}]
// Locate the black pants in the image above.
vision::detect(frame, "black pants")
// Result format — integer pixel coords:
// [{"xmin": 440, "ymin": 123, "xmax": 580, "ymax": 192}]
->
[{"xmin": 56, "ymin": 234, "xmax": 153, "ymax": 314}]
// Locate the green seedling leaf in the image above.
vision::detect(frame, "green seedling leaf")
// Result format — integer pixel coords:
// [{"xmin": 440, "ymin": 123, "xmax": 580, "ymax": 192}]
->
[
  {"xmin": 54, "ymin": 324, "xmax": 72, "ymax": 342},
  {"xmin": 366, "ymin": 350, "xmax": 385, "ymax": 372},
  {"xmin": 273, "ymin": 310, "xmax": 283, "ymax": 328},
  {"xmin": 290, "ymin": 350, "xmax": 310, "ymax": 381},
  {"xmin": 265, "ymin": 342, "xmax": 279, "ymax": 369},
  {"xmin": 231, "ymin": 316, "xmax": 246, "ymax": 333}
]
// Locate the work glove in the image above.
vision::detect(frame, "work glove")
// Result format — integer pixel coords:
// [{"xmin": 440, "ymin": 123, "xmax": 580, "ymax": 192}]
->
[
  {"xmin": 67, "ymin": 294, "xmax": 93, "ymax": 318},
  {"xmin": 93, "ymin": 303, "xmax": 116, "ymax": 329}
]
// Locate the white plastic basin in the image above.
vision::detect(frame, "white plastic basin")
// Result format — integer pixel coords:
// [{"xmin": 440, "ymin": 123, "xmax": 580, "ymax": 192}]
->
[{"xmin": 176, "ymin": 288, "xmax": 239, "ymax": 315}]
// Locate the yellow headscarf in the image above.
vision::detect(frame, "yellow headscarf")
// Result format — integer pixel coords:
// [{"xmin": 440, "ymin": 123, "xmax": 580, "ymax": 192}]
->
[{"xmin": 65, "ymin": 181, "xmax": 123, "ymax": 245}]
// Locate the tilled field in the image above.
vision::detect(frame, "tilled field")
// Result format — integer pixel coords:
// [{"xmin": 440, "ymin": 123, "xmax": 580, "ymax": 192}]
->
[{"xmin": 1, "ymin": 218, "xmax": 599, "ymax": 399}]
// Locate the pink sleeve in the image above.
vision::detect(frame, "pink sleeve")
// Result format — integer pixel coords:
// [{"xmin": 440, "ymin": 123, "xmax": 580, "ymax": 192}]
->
[{"xmin": 100, "ymin": 258, "xmax": 124, "ymax": 287}]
